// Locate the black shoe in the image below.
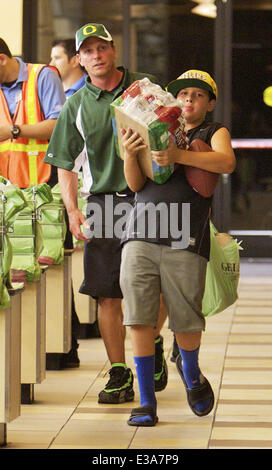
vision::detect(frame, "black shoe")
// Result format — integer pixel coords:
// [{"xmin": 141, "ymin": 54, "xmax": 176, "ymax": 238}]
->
[
  {"xmin": 170, "ymin": 335, "xmax": 179, "ymax": 363},
  {"xmin": 46, "ymin": 351, "xmax": 80, "ymax": 370},
  {"xmin": 98, "ymin": 366, "xmax": 134, "ymax": 404},
  {"xmin": 154, "ymin": 335, "xmax": 168, "ymax": 392},
  {"xmin": 176, "ymin": 354, "xmax": 214, "ymax": 416},
  {"xmin": 63, "ymin": 348, "xmax": 80, "ymax": 368}
]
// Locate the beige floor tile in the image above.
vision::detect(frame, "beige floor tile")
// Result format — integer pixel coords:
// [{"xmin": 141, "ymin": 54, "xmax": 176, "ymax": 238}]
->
[
  {"xmin": 3, "ymin": 430, "xmax": 56, "ymax": 449},
  {"xmin": 224, "ymin": 358, "xmax": 272, "ymax": 369},
  {"xmin": 214, "ymin": 415, "xmax": 272, "ymax": 423},
  {"xmin": 226, "ymin": 344, "xmax": 272, "ymax": 356},
  {"xmin": 222, "ymin": 370, "xmax": 272, "ymax": 385},
  {"xmin": 209, "ymin": 441, "xmax": 272, "ymax": 449},
  {"xmin": 215, "ymin": 403, "xmax": 272, "ymax": 418},
  {"xmin": 228, "ymin": 334, "xmax": 272, "ymax": 344},
  {"xmin": 16, "ymin": 404, "xmax": 74, "ymax": 415},
  {"xmin": 238, "ymin": 290, "xmax": 270, "ymax": 295},
  {"xmin": 231, "ymin": 323, "xmax": 272, "ymax": 334},
  {"xmin": 233, "ymin": 316, "xmax": 272, "ymax": 324},
  {"xmin": 130, "ymin": 432, "xmax": 209, "ymax": 449},
  {"xmin": 211, "ymin": 425, "xmax": 272, "ymax": 441},
  {"xmin": 7, "ymin": 414, "xmax": 70, "ymax": 432},
  {"xmin": 237, "ymin": 302, "xmax": 272, "ymax": 309},
  {"xmin": 2, "ymin": 263, "xmax": 272, "ymax": 449},
  {"xmin": 51, "ymin": 428, "xmax": 135, "ymax": 449},
  {"xmin": 235, "ymin": 306, "xmax": 272, "ymax": 314},
  {"xmin": 219, "ymin": 388, "xmax": 272, "ymax": 400}
]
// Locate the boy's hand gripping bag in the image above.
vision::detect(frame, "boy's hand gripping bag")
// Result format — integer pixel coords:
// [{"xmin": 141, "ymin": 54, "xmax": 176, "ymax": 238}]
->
[{"xmin": 202, "ymin": 220, "xmax": 243, "ymax": 317}]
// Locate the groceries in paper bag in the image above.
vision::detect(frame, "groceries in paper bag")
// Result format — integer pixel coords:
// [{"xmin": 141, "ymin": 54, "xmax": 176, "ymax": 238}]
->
[{"xmin": 111, "ymin": 78, "xmax": 188, "ymax": 184}]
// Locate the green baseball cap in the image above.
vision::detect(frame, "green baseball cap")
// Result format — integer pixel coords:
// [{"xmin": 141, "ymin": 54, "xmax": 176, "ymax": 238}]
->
[{"xmin": 75, "ymin": 23, "xmax": 113, "ymax": 51}]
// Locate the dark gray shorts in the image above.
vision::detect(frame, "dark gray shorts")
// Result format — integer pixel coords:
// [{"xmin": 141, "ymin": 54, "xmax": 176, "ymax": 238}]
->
[
  {"xmin": 79, "ymin": 193, "xmax": 134, "ymax": 299},
  {"xmin": 120, "ymin": 241, "xmax": 207, "ymax": 333}
]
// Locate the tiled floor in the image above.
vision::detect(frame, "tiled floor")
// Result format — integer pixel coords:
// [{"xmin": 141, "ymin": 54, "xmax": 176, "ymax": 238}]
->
[{"xmin": 3, "ymin": 260, "xmax": 272, "ymax": 449}]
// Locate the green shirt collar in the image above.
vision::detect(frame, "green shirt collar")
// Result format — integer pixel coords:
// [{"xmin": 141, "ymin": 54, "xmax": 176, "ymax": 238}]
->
[{"xmin": 85, "ymin": 66, "xmax": 129, "ymax": 100}]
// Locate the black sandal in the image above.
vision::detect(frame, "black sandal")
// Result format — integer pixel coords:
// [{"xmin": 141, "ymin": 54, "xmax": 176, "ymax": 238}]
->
[
  {"xmin": 127, "ymin": 406, "xmax": 158, "ymax": 427},
  {"xmin": 176, "ymin": 354, "xmax": 214, "ymax": 417}
]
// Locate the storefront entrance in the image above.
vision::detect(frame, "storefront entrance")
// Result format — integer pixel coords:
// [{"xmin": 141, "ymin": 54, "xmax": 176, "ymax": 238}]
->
[{"xmin": 21, "ymin": 0, "xmax": 272, "ymax": 257}]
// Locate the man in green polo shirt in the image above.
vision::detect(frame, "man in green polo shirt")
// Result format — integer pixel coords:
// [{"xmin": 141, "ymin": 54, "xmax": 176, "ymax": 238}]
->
[{"xmin": 44, "ymin": 23, "xmax": 168, "ymax": 404}]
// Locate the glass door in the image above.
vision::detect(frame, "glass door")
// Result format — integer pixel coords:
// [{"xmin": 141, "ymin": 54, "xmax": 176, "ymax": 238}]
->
[{"xmin": 229, "ymin": 5, "xmax": 272, "ymax": 258}]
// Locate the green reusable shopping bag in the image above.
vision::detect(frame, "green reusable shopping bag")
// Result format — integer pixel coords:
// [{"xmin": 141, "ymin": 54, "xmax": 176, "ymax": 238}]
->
[
  {"xmin": 38, "ymin": 183, "xmax": 67, "ymax": 264},
  {"xmin": 9, "ymin": 184, "xmax": 53, "ymax": 283},
  {"xmin": 0, "ymin": 235, "xmax": 14, "ymax": 310},
  {"xmin": 0, "ymin": 184, "xmax": 28, "ymax": 309},
  {"xmin": 202, "ymin": 220, "xmax": 243, "ymax": 317}
]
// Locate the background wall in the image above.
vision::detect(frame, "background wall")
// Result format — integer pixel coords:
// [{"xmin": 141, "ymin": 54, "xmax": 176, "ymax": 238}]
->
[{"xmin": 0, "ymin": 0, "xmax": 23, "ymax": 56}]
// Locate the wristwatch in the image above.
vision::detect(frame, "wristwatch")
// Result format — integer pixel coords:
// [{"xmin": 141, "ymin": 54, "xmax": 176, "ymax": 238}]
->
[{"xmin": 10, "ymin": 125, "xmax": 21, "ymax": 139}]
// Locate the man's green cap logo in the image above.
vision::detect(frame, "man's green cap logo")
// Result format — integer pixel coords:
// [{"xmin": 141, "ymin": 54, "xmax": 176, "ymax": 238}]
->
[
  {"xmin": 76, "ymin": 23, "xmax": 113, "ymax": 51},
  {"xmin": 167, "ymin": 69, "xmax": 218, "ymax": 100}
]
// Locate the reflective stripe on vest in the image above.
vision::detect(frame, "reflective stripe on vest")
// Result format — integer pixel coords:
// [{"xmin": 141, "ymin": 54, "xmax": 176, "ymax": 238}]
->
[
  {"xmin": 27, "ymin": 65, "xmax": 42, "ymax": 184},
  {"xmin": 0, "ymin": 142, "xmax": 48, "ymax": 152}
]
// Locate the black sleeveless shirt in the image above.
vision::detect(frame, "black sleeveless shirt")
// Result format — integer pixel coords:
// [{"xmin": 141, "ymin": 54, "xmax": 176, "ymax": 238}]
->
[{"xmin": 122, "ymin": 120, "xmax": 224, "ymax": 260}]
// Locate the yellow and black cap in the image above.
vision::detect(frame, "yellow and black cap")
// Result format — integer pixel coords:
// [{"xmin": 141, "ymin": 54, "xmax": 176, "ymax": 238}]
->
[{"xmin": 167, "ymin": 69, "xmax": 218, "ymax": 100}]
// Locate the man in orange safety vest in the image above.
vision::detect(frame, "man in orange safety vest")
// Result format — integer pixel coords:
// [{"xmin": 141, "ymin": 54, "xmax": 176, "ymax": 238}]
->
[{"xmin": 0, "ymin": 37, "xmax": 66, "ymax": 187}]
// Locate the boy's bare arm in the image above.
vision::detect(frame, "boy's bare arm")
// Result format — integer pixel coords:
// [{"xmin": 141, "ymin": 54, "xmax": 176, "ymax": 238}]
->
[
  {"xmin": 121, "ymin": 128, "xmax": 147, "ymax": 192},
  {"xmin": 152, "ymin": 127, "xmax": 236, "ymax": 174}
]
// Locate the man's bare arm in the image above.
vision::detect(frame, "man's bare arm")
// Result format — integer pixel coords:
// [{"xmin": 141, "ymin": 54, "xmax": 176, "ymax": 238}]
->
[
  {"xmin": 0, "ymin": 119, "xmax": 57, "ymax": 141},
  {"xmin": 58, "ymin": 168, "xmax": 89, "ymax": 242}
]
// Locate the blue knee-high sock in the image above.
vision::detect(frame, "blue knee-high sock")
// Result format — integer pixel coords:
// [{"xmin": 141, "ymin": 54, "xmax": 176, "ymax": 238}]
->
[
  {"xmin": 132, "ymin": 355, "xmax": 157, "ymax": 423},
  {"xmin": 178, "ymin": 347, "xmax": 210, "ymax": 413}
]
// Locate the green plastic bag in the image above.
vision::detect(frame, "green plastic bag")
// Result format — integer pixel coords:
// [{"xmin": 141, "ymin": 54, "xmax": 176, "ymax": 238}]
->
[{"xmin": 202, "ymin": 221, "xmax": 243, "ymax": 317}]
